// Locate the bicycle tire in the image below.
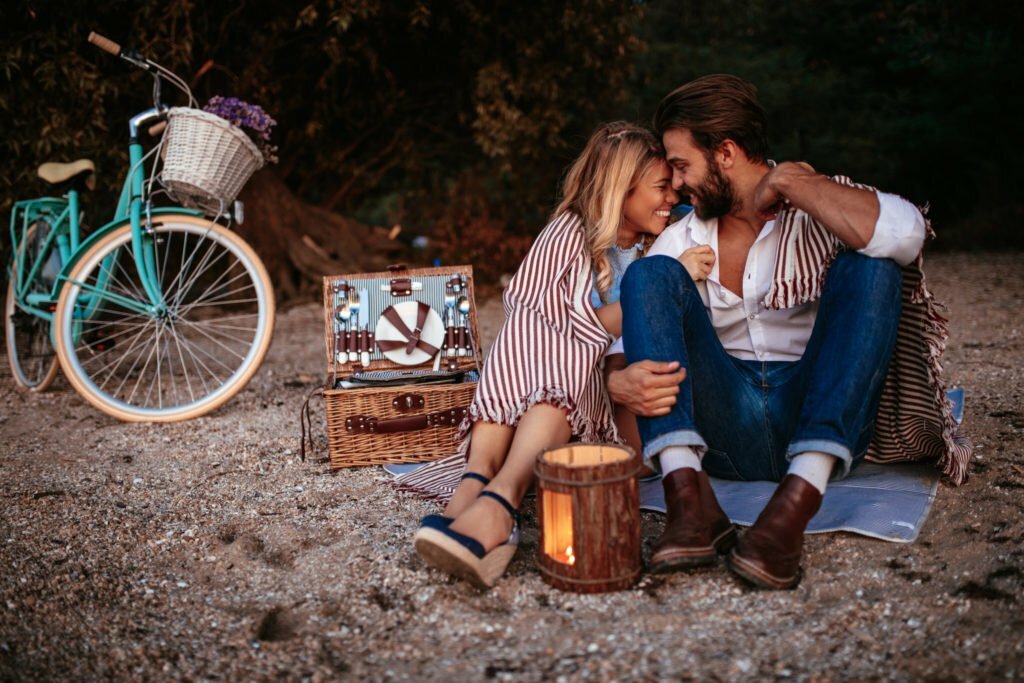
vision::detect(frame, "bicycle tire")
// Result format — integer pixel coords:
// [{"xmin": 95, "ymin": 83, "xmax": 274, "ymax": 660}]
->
[
  {"xmin": 5, "ymin": 222, "xmax": 60, "ymax": 391},
  {"xmin": 53, "ymin": 214, "xmax": 275, "ymax": 422}
]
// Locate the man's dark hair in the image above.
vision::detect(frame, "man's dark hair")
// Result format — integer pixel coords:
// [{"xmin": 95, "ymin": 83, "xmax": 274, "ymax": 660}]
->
[{"xmin": 653, "ymin": 74, "xmax": 769, "ymax": 163}]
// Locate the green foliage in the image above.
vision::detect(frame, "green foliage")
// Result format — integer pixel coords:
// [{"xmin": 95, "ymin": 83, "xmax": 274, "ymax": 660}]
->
[
  {"xmin": 2, "ymin": 0, "xmax": 644, "ymax": 280},
  {"xmin": 2, "ymin": 0, "xmax": 1021, "ymax": 292},
  {"xmin": 630, "ymin": 0, "xmax": 1024, "ymax": 249}
]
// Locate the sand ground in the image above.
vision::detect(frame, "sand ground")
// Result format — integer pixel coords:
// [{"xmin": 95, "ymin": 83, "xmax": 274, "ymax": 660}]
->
[{"xmin": 1, "ymin": 252, "xmax": 1022, "ymax": 681}]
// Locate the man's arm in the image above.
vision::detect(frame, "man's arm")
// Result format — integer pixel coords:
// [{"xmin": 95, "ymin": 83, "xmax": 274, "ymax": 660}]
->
[
  {"xmin": 753, "ymin": 162, "xmax": 879, "ymax": 249},
  {"xmin": 604, "ymin": 354, "xmax": 686, "ymax": 417}
]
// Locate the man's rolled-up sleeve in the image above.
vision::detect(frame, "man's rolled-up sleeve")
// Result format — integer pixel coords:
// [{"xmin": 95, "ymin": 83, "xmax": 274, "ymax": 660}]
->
[{"xmin": 857, "ymin": 191, "xmax": 927, "ymax": 266}]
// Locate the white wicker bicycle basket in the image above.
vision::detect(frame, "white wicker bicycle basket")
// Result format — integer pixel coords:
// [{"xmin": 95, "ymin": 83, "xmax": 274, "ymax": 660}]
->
[{"xmin": 160, "ymin": 107, "xmax": 265, "ymax": 215}]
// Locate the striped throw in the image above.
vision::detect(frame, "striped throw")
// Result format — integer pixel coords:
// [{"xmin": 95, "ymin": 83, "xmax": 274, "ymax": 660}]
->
[{"xmin": 765, "ymin": 176, "xmax": 972, "ymax": 484}]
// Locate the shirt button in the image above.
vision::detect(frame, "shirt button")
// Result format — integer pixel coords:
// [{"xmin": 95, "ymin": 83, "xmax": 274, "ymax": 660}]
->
[
  {"xmin": 758, "ymin": 351, "xmax": 766, "ymax": 358},
  {"xmin": 748, "ymin": 313, "xmax": 756, "ymax": 320}
]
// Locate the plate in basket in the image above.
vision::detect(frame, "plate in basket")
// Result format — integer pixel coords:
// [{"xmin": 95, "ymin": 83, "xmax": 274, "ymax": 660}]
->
[{"xmin": 375, "ymin": 301, "xmax": 445, "ymax": 366}]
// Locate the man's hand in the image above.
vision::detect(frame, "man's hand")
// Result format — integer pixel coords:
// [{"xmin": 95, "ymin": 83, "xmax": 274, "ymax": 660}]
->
[
  {"xmin": 753, "ymin": 160, "xmax": 881, "ymax": 249},
  {"xmin": 752, "ymin": 161, "xmax": 816, "ymax": 222},
  {"xmin": 606, "ymin": 359, "xmax": 686, "ymax": 416}
]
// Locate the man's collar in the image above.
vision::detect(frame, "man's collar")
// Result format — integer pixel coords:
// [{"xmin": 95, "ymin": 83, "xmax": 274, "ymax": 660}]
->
[{"xmin": 686, "ymin": 211, "xmax": 716, "ymax": 245}]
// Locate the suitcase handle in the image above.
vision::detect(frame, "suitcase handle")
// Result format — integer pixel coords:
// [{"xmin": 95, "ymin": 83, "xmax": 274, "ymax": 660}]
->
[{"xmin": 345, "ymin": 406, "xmax": 468, "ymax": 435}]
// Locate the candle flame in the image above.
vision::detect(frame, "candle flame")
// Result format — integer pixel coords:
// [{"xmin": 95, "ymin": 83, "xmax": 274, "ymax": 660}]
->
[{"xmin": 566, "ymin": 545, "xmax": 575, "ymax": 566}]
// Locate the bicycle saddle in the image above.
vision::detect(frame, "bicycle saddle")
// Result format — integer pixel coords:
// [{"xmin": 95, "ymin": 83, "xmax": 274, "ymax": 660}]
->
[{"xmin": 37, "ymin": 159, "xmax": 96, "ymax": 191}]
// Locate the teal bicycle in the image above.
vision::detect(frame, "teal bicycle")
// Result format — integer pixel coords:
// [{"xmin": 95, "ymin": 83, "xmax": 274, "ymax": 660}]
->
[{"xmin": 4, "ymin": 33, "xmax": 275, "ymax": 421}]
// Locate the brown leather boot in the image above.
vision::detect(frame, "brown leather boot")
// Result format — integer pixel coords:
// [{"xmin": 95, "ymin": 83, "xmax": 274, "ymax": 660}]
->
[
  {"xmin": 726, "ymin": 474, "xmax": 823, "ymax": 589},
  {"xmin": 650, "ymin": 468, "xmax": 737, "ymax": 572}
]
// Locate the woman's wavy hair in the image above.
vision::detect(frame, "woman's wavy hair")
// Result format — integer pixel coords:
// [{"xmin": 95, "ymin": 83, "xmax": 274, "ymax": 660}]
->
[{"xmin": 554, "ymin": 121, "xmax": 665, "ymax": 302}]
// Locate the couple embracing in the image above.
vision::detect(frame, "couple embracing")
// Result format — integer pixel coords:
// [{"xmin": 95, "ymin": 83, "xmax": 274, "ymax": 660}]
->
[{"xmin": 406, "ymin": 74, "xmax": 968, "ymax": 590}]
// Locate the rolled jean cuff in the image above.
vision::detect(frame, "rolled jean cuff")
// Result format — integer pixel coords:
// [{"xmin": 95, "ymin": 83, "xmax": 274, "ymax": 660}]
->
[
  {"xmin": 643, "ymin": 429, "xmax": 707, "ymax": 473},
  {"xmin": 787, "ymin": 439, "xmax": 854, "ymax": 479}
]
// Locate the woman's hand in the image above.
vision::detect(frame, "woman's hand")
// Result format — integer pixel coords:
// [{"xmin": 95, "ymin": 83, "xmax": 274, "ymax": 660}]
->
[{"xmin": 678, "ymin": 245, "xmax": 715, "ymax": 282}]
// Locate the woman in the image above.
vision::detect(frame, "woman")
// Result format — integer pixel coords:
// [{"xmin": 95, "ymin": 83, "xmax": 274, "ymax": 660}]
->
[{"xmin": 412, "ymin": 122, "xmax": 712, "ymax": 588}]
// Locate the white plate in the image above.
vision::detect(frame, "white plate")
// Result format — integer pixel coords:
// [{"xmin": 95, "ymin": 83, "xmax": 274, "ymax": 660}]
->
[{"xmin": 375, "ymin": 301, "xmax": 445, "ymax": 366}]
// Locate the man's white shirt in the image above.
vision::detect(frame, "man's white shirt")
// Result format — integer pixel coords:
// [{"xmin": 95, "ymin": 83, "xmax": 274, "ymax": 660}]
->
[{"xmin": 607, "ymin": 190, "xmax": 926, "ymax": 361}]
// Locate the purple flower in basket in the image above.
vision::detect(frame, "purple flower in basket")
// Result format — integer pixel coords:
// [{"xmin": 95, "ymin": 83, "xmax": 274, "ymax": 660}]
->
[{"xmin": 203, "ymin": 96, "xmax": 279, "ymax": 163}]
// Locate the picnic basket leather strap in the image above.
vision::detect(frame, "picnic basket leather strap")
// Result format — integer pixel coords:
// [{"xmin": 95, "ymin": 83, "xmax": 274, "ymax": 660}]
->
[
  {"xmin": 345, "ymin": 406, "xmax": 468, "ymax": 435},
  {"xmin": 376, "ymin": 302, "xmax": 440, "ymax": 356}
]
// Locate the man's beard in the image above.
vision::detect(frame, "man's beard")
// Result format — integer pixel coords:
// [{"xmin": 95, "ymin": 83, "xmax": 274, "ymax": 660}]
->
[{"xmin": 688, "ymin": 158, "xmax": 736, "ymax": 220}]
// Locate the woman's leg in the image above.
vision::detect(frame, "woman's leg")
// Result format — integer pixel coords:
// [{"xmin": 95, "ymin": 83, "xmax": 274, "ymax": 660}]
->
[
  {"xmin": 448, "ymin": 403, "xmax": 572, "ymax": 550},
  {"xmin": 443, "ymin": 421, "xmax": 514, "ymax": 518},
  {"xmin": 614, "ymin": 404, "xmax": 655, "ymax": 477}
]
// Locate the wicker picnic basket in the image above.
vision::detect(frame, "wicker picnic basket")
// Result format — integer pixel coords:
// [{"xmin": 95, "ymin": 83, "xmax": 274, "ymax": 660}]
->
[
  {"xmin": 321, "ymin": 265, "xmax": 482, "ymax": 469},
  {"xmin": 160, "ymin": 107, "xmax": 264, "ymax": 215}
]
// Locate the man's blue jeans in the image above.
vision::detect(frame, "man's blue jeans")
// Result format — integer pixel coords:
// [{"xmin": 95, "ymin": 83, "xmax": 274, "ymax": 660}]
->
[{"xmin": 620, "ymin": 252, "xmax": 902, "ymax": 482}]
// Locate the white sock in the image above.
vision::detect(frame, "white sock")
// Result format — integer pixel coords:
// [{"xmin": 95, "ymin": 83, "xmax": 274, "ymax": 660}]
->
[
  {"xmin": 659, "ymin": 446, "xmax": 702, "ymax": 475},
  {"xmin": 787, "ymin": 451, "xmax": 836, "ymax": 495}
]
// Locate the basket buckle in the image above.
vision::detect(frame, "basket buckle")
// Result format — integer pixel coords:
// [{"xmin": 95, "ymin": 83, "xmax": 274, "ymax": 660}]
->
[
  {"xmin": 345, "ymin": 414, "xmax": 378, "ymax": 434},
  {"xmin": 392, "ymin": 393, "xmax": 425, "ymax": 413}
]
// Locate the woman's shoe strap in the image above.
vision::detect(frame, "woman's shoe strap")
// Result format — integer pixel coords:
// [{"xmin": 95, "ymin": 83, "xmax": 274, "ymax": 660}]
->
[
  {"xmin": 461, "ymin": 472, "xmax": 491, "ymax": 485},
  {"xmin": 479, "ymin": 490, "xmax": 519, "ymax": 522}
]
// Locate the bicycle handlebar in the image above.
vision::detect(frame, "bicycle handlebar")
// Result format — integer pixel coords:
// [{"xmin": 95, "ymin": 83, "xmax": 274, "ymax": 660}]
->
[
  {"xmin": 88, "ymin": 30, "xmax": 197, "ymax": 116},
  {"xmin": 88, "ymin": 32, "xmax": 121, "ymax": 56}
]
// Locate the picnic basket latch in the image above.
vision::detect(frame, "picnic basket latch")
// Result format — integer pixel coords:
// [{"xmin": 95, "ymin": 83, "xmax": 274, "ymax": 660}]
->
[{"xmin": 392, "ymin": 393, "xmax": 426, "ymax": 413}]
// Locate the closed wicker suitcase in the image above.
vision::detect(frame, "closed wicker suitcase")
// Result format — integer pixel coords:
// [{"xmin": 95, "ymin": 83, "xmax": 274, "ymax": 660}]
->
[{"xmin": 321, "ymin": 265, "xmax": 481, "ymax": 468}]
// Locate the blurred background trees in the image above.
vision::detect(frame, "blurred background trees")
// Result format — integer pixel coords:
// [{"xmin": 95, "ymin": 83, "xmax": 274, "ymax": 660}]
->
[{"xmin": 3, "ymin": 0, "xmax": 1021, "ymax": 300}]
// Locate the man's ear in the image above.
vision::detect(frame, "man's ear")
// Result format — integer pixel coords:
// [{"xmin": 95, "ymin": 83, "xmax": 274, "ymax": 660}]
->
[{"xmin": 716, "ymin": 139, "xmax": 743, "ymax": 169}]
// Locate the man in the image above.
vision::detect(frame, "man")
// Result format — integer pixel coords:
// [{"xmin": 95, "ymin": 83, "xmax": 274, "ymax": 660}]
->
[{"xmin": 606, "ymin": 74, "xmax": 968, "ymax": 589}]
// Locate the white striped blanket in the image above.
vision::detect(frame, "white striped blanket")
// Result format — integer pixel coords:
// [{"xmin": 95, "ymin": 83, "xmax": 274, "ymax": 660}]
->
[{"xmin": 766, "ymin": 176, "xmax": 971, "ymax": 484}]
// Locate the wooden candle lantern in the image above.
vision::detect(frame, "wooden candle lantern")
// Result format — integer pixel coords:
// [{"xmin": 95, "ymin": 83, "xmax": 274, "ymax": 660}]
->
[{"xmin": 534, "ymin": 443, "xmax": 642, "ymax": 593}]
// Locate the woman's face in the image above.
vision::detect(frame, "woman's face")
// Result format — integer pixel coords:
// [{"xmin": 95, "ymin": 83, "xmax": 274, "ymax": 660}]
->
[{"xmin": 620, "ymin": 159, "xmax": 678, "ymax": 245}]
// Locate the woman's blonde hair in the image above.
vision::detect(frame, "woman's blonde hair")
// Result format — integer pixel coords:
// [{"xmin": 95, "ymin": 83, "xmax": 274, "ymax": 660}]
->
[{"xmin": 554, "ymin": 121, "xmax": 665, "ymax": 302}]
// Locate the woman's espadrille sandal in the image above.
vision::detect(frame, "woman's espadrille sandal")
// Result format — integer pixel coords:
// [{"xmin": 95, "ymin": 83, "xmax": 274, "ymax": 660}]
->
[
  {"xmin": 419, "ymin": 472, "xmax": 491, "ymax": 528},
  {"xmin": 414, "ymin": 489, "xmax": 520, "ymax": 590}
]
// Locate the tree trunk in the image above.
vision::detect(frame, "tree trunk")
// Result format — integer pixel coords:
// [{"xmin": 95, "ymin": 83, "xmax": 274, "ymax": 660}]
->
[{"xmin": 236, "ymin": 171, "xmax": 401, "ymax": 301}]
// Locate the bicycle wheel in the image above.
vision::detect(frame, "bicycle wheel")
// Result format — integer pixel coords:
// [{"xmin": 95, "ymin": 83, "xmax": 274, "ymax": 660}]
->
[
  {"xmin": 53, "ymin": 214, "xmax": 275, "ymax": 421},
  {"xmin": 5, "ymin": 221, "xmax": 60, "ymax": 391}
]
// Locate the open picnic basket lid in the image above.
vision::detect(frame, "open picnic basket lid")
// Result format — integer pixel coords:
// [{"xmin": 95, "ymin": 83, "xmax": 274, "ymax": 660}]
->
[{"xmin": 322, "ymin": 264, "xmax": 482, "ymax": 380}]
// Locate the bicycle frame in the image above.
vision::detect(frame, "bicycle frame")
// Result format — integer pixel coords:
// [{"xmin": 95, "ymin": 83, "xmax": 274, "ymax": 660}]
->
[
  {"xmin": 8, "ymin": 195, "xmax": 76, "ymax": 320},
  {"xmin": 9, "ymin": 109, "xmax": 206, "ymax": 330}
]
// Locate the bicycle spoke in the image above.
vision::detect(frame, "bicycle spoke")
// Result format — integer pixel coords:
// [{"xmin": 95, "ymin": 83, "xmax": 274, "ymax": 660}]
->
[
  {"xmin": 99, "ymin": 248, "xmax": 148, "ymax": 303},
  {"xmin": 175, "ymin": 281, "xmax": 258, "ymax": 318},
  {"xmin": 169, "ymin": 318, "xmax": 245, "ymax": 368},
  {"xmin": 168, "ymin": 320, "xmax": 198, "ymax": 403},
  {"xmin": 163, "ymin": 231, "xmax": 221, "ymax": 309},
  {"xmin": 172, "ymin": 255, "xmax": 246, "ymax": 310},
  {"xmin": 85, "ymin": 319, "xmax": 158, "ymax": 390},
  {"xmin": 165, "ymin": 323, "xmax": 229, "ymax": 386},
  {"xmin": 74, "ymin": 319, "xmax": 156, "ymax": 361},
  {"xmin": 123, "ymin": 330, "xmax": 161, "ymax": 406},
  {"xmin": 191, "ymin": 320, "xmax": 260, "ymax": 333}
]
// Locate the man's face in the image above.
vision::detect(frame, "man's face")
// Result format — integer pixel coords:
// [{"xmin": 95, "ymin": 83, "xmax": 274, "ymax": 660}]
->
[{"xmin": 663, "ymin": 128, "xmax": 736, "ymax": 220}]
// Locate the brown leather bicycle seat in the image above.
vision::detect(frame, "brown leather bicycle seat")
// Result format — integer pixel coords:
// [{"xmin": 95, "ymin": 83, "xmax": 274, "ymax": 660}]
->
[{"xmin": 37, "ymin": 159, "xmax": 96, "ymax": 191}]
